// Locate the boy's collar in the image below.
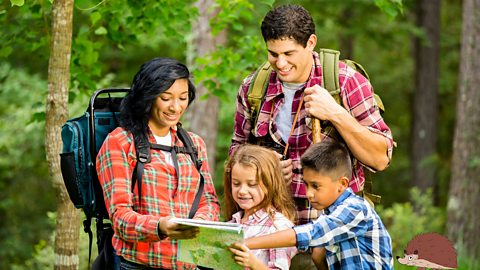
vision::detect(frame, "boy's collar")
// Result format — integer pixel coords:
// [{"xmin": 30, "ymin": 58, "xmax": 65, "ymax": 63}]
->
[{"xmin": 324, "ymin": 188, "xmax": 354, "ymax": 214}]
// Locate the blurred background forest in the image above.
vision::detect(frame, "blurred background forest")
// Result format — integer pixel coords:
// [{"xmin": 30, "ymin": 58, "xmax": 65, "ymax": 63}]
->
[{"xmin": 1, "ymin": 0, "xmax": 479, "ymax": 269}]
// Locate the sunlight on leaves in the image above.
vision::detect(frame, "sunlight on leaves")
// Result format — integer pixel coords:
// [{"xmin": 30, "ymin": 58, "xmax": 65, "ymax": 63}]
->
[{"xmin": 10, "ymin": 0, "xmax": 24, "ymax": 7}]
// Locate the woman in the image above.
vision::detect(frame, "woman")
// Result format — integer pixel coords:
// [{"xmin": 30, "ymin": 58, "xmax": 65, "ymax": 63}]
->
[{"xmin": 96, "ymin": 57, "xmax": 220, "ymax": 269}]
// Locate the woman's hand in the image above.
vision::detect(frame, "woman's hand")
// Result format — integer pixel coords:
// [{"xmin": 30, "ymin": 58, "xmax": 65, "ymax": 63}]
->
[
  {"xmin": 158, "ymin": 217, "xmax": 199, "ymax": 240},
  {"xmin": 229, "ymin": 242, "xmax": 268, "ymax": 270}
]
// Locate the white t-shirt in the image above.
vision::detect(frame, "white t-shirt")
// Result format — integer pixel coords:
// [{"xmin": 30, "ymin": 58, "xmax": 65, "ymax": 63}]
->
[
  {"xmin": 275, "ymin": 82, "xmax": 306, "ymax": 143},
  {"xmin": 153, "ymin": 131, "xmax": 173, "ymax": 166}
]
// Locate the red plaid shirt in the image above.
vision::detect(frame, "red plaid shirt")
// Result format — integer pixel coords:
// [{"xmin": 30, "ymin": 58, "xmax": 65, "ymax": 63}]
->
[
  {"xmin": 230, "ymin": 51, "xmax": 394, "ymax": 198},
  {"xmin": 97, "ymin": 126, "xmax": 220, "ymax": 269}
]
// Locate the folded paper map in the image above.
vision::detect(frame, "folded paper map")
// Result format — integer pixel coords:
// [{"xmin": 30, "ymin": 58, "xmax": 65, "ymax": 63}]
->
[{"xmin": 171, "ymin": 218, "xmax": 244, "ymax": 270}]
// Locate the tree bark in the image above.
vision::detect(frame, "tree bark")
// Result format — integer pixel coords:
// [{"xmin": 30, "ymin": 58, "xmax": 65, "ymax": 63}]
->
[
  {"xmin": 411, "ymin": 0, "xmax": 440, "ymax": 192},
  {"xmin": 185, "ymin": 0, "xmax": 227, "ymax": 175},
  {"xmin": 46, "ymin": 0, "xmax": 80, "ymax": 269},
  {"xmin": 340, "ymin": 8, "xmax": 354, "ymax": 59},
  {"xmin": 446, "ymin": 0, "xmax": 480, "ymax": 260}
]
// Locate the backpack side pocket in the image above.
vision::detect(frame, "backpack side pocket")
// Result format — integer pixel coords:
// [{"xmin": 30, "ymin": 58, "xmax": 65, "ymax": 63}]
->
[{"xmin": 60, "ymin": 115, "xmax": 94, "ymax": 212}]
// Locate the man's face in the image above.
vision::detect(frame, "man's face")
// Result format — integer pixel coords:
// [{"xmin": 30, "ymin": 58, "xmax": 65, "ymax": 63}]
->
[{"xmin": 266, "ymin": 35, "xmax": 316, "ymax": 84}]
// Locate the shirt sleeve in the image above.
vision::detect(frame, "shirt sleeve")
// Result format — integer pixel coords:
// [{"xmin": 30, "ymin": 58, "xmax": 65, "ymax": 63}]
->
[
  {"xmin": 340, "ymin": 64, "xmax": 395, "ymax": 170},
  {"xmin": 189, "ymin": 132, "xmax": 220, "ymax": 221},
  {"xmin": 293, "ymin": 203, "xmax": 369, "ymax": 251},
  {"xmin": 229, "ymin": 74, "xmax": 255, "ymax": 156},
  {"xmin": 266, "ymin": 219, "xmax": 298, "ymax": 270},
  {"xmin": 96, "ymin": 130, "xmax": 162, "ymax": 242}
]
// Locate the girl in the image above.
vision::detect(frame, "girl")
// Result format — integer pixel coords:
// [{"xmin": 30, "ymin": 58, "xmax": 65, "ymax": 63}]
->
[{"xmin": 226, "ymin": 144, "xmax": 297, "ymax": 270}]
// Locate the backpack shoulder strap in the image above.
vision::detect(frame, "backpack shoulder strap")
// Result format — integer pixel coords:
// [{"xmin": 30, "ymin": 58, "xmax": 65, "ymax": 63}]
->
[
  {"xmin": 320, "ymin": 50, "xmax": 382, "ymax": 204},
  {"xmin": 319, "ymin": 48, "xmax": 341, "ymax": 105},
  {"xmin": 247, "ymin": 61, "xmax": 272, "ymax": 129},
  {"xmin": 132, "ymin": 132, "xmax": 150, "ymax": 210},
  {"xmin": 175, "ymin": 123, "xmax": 204, "ymax": 219},
  {"xmin": 176, "ymin": 123, "xmax": 201, "ymax": 170}
]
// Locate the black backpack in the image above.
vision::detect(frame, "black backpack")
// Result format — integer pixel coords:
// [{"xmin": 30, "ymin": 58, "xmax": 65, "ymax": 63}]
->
[{"xmin": 60, "ymin": 88, "xmax": 204, "ymax": 269}]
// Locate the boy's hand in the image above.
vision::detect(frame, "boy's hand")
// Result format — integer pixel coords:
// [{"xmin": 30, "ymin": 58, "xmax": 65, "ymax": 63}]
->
[{"xmin": 229, "ymin": 242, "xmax": 267, "ymax": 270}]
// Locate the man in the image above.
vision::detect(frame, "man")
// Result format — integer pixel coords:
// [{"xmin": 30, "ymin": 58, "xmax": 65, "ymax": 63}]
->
[{"xmin": 229, "ymin": 4, "xmax": 394, "ymax": 269}]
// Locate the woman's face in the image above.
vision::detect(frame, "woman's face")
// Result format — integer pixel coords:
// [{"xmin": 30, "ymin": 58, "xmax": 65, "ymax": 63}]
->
[{"xmin": 148, "ymin": 79, "xmax": 189, "ymax": 136}]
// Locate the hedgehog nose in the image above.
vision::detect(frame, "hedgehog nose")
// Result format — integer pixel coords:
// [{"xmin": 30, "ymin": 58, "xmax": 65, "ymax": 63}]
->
[{"xmin": 396, "ymin": 256, "xmax": 400, "ymax": 259}]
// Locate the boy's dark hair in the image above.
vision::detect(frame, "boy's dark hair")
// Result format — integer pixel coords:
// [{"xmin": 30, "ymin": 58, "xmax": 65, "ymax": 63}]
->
[
  {"xmin": 261, "ymin": 4, "xmax": 315, "ymax": 47},
  {"xmin": 120, "ymin": 57, "xmax": 196, "ymax": 136},
  {"xmin": 301, "ymin": 141, "xmax": 352, "ymax": 180}
]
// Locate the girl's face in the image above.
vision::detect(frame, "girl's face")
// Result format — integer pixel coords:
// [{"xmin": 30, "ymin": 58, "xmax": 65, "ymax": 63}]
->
[
  {"xmin": 231, "ymin": 163, "xmax": 265, "ymax": 218},
  {"xmin": 148, "ymin": 78, "xmax": 189, "ymax": 136}
]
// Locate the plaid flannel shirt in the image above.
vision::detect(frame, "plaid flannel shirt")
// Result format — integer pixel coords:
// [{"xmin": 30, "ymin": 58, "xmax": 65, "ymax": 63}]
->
[
  {"xmin": 231, "ymin": 209, "xmax": 297, "ymax": 270},
  {"xmin": 230, "ymin": 51, "xmax": 394, "ymax": 197},
  {"xmin": 294, "ymin": 188, "xmax": 393, "ymax": 269},
  {"xmin": 96, "ymin": 126, "xmax": 220, "ymax": 269}
]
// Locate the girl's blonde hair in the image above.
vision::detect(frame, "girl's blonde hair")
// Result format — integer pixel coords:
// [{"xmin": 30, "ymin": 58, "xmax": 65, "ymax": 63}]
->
[{"xmin": 223, "ymin": 144, "xmax": 296, "ymax": 222}]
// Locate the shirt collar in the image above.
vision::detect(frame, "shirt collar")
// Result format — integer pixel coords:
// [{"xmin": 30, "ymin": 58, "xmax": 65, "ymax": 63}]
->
[
  {"xmin": 325, "ymin": 187, "xmax": 354, "ymax": 214},
  {"xmin": 231, "ymin": 208, "xmax": 271, "ymax": 224}
]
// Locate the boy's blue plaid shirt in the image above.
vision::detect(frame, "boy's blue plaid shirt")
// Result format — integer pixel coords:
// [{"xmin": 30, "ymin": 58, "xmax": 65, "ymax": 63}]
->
[{"xmin": 294, "ymin": 188, "xmax": 393, "ymax": 270}]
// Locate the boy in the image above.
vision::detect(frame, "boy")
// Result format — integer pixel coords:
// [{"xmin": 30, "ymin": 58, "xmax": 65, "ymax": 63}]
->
[{"xmin": 230, "ymin": 141, "xmax": 393, "ymax": 269}]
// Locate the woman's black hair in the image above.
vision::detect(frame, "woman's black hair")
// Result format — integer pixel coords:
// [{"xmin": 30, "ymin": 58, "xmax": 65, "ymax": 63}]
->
[{"xmin": 120, "ymin": 57, "xmax": 196, "ymax": 136}]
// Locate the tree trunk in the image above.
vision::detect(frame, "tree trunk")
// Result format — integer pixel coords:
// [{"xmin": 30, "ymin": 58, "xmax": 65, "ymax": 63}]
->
[
  {"xmin": 411, "ymin": 0, "xmax": 440, "ymax": 192},
  {"xmin": 46, "ymin": 0, "xmax": 80, "ymax": 269},
  {"xmin": 185, "ymin": 0, "xmax": 226, "ymax": 175},
  {"xmin": 446, "ymin": 0, "xmax": 480, "ymax": 260},
  {"xmin": 340, "ymin": 8, "xmax": 354, "ymax": 59}
]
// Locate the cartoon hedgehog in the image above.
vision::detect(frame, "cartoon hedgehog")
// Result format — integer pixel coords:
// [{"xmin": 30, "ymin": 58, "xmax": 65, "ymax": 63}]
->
[{"xmin": 397, "ymin": 232, "xmax": 457, "ymax": 270}]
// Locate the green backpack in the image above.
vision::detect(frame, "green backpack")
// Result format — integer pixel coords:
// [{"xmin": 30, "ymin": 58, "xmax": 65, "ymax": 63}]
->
[{"xmin": 247, "ymin": 48, "xmax": 383, "ymax": 204}]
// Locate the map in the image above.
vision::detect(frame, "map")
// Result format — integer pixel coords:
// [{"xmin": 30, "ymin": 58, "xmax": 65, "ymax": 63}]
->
[{"xmin": 172, "ymin": 218, "xmax": 244, "ymax": 270}]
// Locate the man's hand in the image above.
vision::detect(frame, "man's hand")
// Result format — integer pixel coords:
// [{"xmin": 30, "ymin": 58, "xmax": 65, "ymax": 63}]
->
[
  {"xmin": 304, "ymin": 85, "xmax": 345, "ymax": 121},
  {"xmin": 158, "ymin": 217, "xmax": 199, "ymax": 240},
  {"xmin": 229, "ymin": 242, "xmax": 268, "ymax": 270},
  {"xmin": 274, "ymin": 152, "xmax": 293, "ymax": 184}
]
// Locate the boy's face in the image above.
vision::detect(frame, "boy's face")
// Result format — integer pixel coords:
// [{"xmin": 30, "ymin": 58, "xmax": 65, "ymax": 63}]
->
[
  {"xmin": 266, "ymin": 35, "xmax": 316, "ymax": 84},
  {"xmin": 303, "ymin": 168, "xmax": 348, "ymax": 210}
]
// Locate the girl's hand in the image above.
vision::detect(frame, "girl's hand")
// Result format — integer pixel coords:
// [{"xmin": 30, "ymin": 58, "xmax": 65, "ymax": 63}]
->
[
  {"xmin": 158, "ymin": 217, "xmax": 199, "ymax": 240},
  {"xmin": 229, "ymin": 242, "xmax": 267, "ymax": 270}
]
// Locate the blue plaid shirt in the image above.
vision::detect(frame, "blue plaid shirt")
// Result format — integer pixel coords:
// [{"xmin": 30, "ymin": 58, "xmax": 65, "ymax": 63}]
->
[{"xmin": 294, "ymin": 188, "xmax": 393, "ymax": 269}]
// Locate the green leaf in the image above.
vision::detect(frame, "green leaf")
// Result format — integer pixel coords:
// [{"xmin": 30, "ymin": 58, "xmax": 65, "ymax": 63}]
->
[
  {"xmin": 94, "ymin": 26, "xmax": 108, "ymax": 35},
  {"xmin": 30, "ymin": 112, "xmax": 45, "ymax": 123},
  {"xmin": 10, "ymin": 0, "xmax": 24, "ymax": 7},
  {"xmin": 90, "ymin": 12, "xmax": 102, "ymax": 26},
  {"xmin": 0, "ymin": 46, "xmax": 13, "ymax": 58}
]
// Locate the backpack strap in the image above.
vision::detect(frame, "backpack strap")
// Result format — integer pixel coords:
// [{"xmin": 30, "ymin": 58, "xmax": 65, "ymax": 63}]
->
[
  {"xmin": 175, "ymin": 123, "xmax": 204, "ymax": 219},
  {"xmin": 247, "ymin": 61, "xmax": 272, "ymax": 131},
  {"xmin": 342, "ymin": 59, "xmax": 385, "ymax": 113},
  {"xmin": 132, "ymin": 132, "xmax": 150, "ymax": 210},
  {"xmin": 133, "ymin": 124, "xmax": 204, "ymax": 219},
  {"xmin": 318, "ymin": 48, "xmax": 341, "ymax": 104},
  {"xmin": 320, "ymin": 49, "xmax": 382, "ymax": 204}
]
